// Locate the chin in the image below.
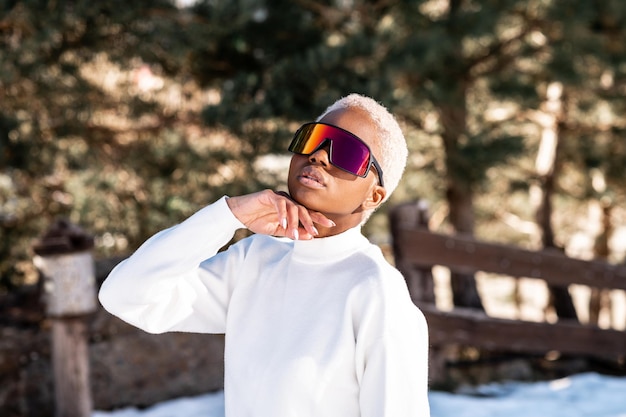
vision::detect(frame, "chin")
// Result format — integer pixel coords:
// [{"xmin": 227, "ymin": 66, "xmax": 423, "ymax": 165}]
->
[
  {"xmin": 288, "ymin": 186, "xmax": 324, "ymax": 212},
  {"xmin": 288, "ymin": 189, "xmax": 312, "ymax": 208}
]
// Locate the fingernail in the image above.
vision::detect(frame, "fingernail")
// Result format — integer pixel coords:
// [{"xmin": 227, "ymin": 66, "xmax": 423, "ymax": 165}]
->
[
  {"xmin": 293, "ymin": 229, "xmax": 299, "ymax": 240},
  {"xmin": 281, "ymin": 218, "xmax": 287, "ymax": 229},
  {"xmin": 312, "ymin": 226, "xmax": 319, "ymax": 236}
]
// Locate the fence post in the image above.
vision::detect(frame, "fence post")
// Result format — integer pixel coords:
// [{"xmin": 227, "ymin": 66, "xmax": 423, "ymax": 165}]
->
[
  {"xmin": 389, "ymin": 200, "xmax": 435, "ymax": 304},
  {"xmin": 389, "ymin": 201, "xmax": 448, "ymax": 385},
  {"xmin": 33, "ymin": 219, "xmax": 96, "ymax": 417}
]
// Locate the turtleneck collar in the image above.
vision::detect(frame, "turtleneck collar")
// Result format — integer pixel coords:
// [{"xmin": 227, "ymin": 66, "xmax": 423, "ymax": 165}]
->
[{"xmin": 290, "ymin": 226, "xmax": 370, "ymax": 263}]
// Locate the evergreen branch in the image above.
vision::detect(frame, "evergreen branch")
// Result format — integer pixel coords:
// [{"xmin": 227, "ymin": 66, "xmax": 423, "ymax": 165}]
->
[
  {"xmin": 291, "ymin": 0, "xmax": 348, "ymax": 27},
  {"xmin": 466, "ymin": 15, "xmax": 545, "ymax": 79}
]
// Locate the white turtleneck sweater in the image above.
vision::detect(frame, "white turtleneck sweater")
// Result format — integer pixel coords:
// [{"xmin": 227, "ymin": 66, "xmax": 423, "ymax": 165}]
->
[{"xmin": 99, "ymin": 196, "xmax": 430, "ymax": 417}]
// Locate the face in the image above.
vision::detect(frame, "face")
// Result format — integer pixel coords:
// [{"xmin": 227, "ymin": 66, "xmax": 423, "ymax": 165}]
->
[{"xmin": 287, "ymin": 107, "xmax": 386, "ymax": 231}]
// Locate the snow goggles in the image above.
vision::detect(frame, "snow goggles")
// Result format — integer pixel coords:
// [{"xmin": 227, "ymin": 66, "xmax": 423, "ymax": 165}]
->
[{"xmin": 288, "ymin": 122, "xmax": 384, "ymax": 187}]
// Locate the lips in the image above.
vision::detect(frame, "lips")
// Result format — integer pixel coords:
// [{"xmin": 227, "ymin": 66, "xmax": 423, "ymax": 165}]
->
[{"xmin": 298, "ymin": 166, "xmax": 326, "ymax": 187}]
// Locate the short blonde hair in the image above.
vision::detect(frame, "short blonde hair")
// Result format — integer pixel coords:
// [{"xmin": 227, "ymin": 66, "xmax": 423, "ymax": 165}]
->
[{"xmin": 316, "ymin": 93, "xmax": 408, "ymax": 203}]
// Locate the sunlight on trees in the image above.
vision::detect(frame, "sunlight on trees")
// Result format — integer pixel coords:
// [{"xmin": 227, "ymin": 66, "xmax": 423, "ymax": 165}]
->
[{"xmin": 1, "ymin": 1, "xmax": 625, "ymax": 325}]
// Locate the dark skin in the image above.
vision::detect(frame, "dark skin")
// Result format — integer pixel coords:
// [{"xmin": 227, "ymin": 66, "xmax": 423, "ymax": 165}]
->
[{"xmin": 226, "ymin": 107, "xmax": 386, "ymax": 239}]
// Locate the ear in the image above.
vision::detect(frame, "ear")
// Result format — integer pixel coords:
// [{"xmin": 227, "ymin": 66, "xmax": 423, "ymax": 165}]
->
[{"xmin": 362, "ymin": 185, "xmax": 386, "ymax": 211}]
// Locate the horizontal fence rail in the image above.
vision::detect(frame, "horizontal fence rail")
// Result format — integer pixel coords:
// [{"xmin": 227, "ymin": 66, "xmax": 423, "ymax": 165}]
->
[
  {"xmin": 395, "ymin": 228, "xmax": 626, "ymax": 291},
  {"xmin": 390, "ymin": 222, "xmax": 626, "ymax": 364},
  {"xmin": 419, "ymin": 304, "xmax": 626, "ymax": 358}
]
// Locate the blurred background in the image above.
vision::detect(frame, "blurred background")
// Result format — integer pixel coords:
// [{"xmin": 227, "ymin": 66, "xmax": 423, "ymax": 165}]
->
[{"xmin": 1, "ymin": 0, "xmax": 626, "ymax": 415}]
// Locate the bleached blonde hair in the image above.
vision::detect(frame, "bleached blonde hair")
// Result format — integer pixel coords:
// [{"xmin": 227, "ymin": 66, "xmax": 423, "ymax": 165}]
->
[{"xmin": 316, "ymin": 93, "xmax": 408, "ymax": 203}]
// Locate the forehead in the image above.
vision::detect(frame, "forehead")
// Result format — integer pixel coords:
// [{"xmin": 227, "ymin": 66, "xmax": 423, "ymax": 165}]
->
[{"xmin": 318, "ymin": 108, "xmax": 378, "ymax": 149}]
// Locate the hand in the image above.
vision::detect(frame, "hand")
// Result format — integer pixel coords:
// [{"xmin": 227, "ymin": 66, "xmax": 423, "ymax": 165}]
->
[{"xmin": 226, "ymin": 190, "xmax": 335, "ymax": 240}]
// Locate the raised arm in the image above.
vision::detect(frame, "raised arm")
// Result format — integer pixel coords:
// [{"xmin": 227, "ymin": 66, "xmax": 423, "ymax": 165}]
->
[
  {"xmin": 99, "ymin": 191, "xmax": 335, "ymax": 334},
  {"xmin": 98, "ymin": 196, "xmax": 245, "ymax": 333}
]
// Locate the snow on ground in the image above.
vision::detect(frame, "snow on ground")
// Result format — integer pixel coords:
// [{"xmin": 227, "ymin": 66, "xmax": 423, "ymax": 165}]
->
[{"xmin": 93, "ymin": 372, "xmax": 626, "ymax": 417}]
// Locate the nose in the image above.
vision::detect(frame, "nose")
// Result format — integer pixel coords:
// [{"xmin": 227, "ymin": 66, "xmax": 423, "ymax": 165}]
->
[{"xmin": 308, "ymin": 143, "xmax": 330, "ymax": 167}]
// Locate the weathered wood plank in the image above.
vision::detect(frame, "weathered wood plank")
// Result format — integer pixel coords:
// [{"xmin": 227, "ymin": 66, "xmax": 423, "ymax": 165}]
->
[
  {"xmin": 52, "ymin": 318, "xmax": 93, "ymax": 417},
  {"xmin": 419, "ymin": 304, "xmax": 626, "ymax": 358},
  {"xmin": 396, "ymin": 228, "xmax": 626, "ymax": 290}
]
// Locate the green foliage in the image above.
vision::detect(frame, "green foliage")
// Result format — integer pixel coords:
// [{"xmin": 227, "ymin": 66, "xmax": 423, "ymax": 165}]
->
[
  {"xmin": 2, "ymin": 0, "xmax": 626, "ymax": 291},
  {"xmin": 458, "ymin": 134, "xmax": 526, "ymax": 184}
]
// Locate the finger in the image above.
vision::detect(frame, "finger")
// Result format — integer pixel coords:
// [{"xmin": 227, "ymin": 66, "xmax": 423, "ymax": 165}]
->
[
  {"xmin": 296, "ymin": 225, "xmax": 314, "ymax": 240},
  {"xmin": 309, "ymin": 211, "xmax": 336, "ymax": 228},
  {"xmin": 274, "ymin": 191, "xmax": 334, "ymax": 230},
  {"xmin": 285, "ymin": 200, "xmax": 301, "ymax": 240},
  {"xmin": 272, "ymin": 194, "xmax": 288, "ymax": 232},
  {"xmin": 296, "ymin": 205, "xmax": 319, "ymax": 237}
]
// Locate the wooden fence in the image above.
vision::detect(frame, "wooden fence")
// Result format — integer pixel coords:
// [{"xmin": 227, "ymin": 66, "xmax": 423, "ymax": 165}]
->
[{"xmin": 389, "ymin": 202, "xmax": 626, "ymax": 383}]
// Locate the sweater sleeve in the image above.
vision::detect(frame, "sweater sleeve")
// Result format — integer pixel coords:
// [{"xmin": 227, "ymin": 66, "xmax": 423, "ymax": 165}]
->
[
  {"xmin": 98, "ymin": 196, "xmax": 246, "ymax": 334},
  {"xmin": 357, "ymin": 276, "xmax": 431, "ymax": 417}
]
